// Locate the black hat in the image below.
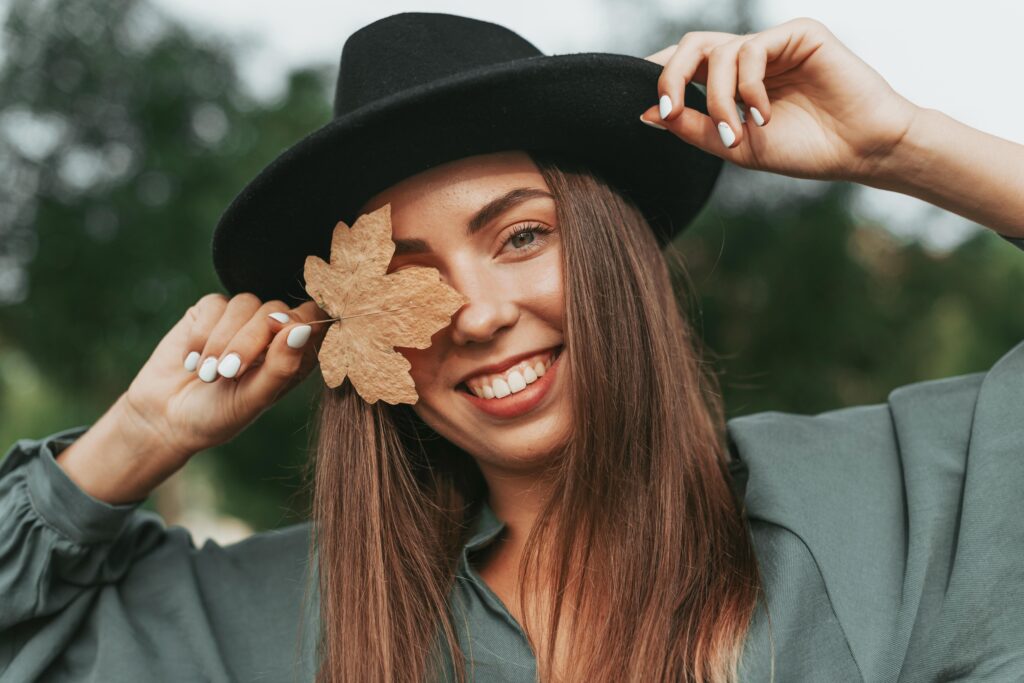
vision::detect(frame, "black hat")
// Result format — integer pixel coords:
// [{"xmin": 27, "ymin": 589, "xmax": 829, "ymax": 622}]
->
[{"xmin": 212, "ymin": 12, "xmax": 723, "ymax": 306}]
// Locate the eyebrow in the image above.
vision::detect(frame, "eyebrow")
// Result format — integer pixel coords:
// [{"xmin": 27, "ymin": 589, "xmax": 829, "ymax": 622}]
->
[{"xmin": 391, "ymin": 187, "xmax": 554, "ymax": 256}]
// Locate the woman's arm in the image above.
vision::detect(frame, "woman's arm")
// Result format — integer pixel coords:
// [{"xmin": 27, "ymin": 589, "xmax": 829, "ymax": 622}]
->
[
  {"xmin": 859, "ymin": 107, "xmax": 1024, "ymax": 237},
  {"xmin": 641, "ymin": 17, "xmax": 1024, "ymax": 237}
]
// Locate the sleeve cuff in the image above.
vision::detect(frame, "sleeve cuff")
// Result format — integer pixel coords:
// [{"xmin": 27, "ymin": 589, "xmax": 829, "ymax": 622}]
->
[{"xmin": 22, "ymin": 425, "xmax": 147, "ymax": 545}]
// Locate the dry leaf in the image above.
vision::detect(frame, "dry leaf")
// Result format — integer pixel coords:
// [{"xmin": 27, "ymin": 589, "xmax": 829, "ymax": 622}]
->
[{"xmin": 302, "ymin": 203, "xmax": 467, "ymax": 405}]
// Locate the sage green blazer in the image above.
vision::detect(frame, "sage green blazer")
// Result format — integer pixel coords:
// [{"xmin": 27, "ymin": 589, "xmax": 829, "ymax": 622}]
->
[{"xmin": 3, "ymin": 339, "xmax": 1023, "ymax": 682}]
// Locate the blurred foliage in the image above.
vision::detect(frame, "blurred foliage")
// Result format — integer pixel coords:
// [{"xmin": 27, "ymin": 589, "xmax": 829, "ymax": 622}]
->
[{"xmin": 2, "ymin": 0, "xmax": 1023, "ymax": 531}]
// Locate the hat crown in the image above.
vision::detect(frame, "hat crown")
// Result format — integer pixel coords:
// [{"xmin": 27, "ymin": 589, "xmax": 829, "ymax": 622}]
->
[{"xmin": 334, "ymin": 12, "xmax": 543, "ymax": 116}]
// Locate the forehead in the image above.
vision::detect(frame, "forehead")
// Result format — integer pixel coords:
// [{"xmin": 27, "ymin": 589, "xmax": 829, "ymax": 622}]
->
[{"xmin": 357, "ymin": 151, "xmax": 552, "ymax": 243}]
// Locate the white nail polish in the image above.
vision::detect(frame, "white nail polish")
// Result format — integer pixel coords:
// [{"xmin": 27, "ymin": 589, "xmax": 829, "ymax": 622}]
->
[
  {"xmin": 184, "ymin": 351, "xmax": 200, "ymax": 372},
  {"xmin": 659, "ymin": 94, "xmax": 673, "ymax": 119},
  {"xmin": 287, "ymin": 325, "xmax": 312, "ymax": 349},
  {"xmin": 639, "ymin": 115, "xmax": 667, "ymax": 130},
  {"xmin": 749, "ymin": 107, "xmax": 765, "ymax": 127},
  {"xmin": 217, "ymin": 352, "xmax": 241, "ymax": 378},
  {"xmin": 268, "ymin": 312, "xmax": 290, "ymax": 324},
  {"xmin": 718, "ymin": 121, "xmax": 736, "ymax": 148},
  {"xmin": 199, "ymin": 357, "xmax": 219, "ymax": 383}
]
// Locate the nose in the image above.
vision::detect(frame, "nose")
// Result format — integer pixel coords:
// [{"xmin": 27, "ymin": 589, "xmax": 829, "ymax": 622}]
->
[{"xmin": 449, "ymin": 284, "xmax": 519, "ymax": 346}]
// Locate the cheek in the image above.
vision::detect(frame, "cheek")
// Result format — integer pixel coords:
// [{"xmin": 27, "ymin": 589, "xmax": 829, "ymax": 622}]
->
[
  {"xmin": 397, "ymin": 346, "xmax": 438, "ymax": 389},
  {"xmin": 526, "ymin": 254, "xmax": 564, "ymax": 324}
]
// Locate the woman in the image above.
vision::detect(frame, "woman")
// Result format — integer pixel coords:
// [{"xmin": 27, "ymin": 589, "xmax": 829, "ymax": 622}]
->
[{"xmin": 2, "ymin": 11, "xmax": 1023, "ymax": 683}]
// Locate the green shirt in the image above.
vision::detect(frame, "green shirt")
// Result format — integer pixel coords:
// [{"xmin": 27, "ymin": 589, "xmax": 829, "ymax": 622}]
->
[{"xmin": 3, "ymin": 339, "xmax": 1024, "ymax": 682}]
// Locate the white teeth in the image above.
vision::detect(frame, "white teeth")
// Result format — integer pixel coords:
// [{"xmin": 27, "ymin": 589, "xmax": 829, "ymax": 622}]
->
[
  {"xmin": 533, "ymin": 361, "xmax": 546, "ymax": 377},
  {"xmin": 470, "ymin": 385, "xmax": 484, "ymax": 399},
  {"xmin": 492, "ymin": 378, "xmax": 511, "ymax": 398},
  {"xmin": 482, "ymin": 384, "xmax": 495, "ymax": 399},
  {"xmin": 523, "ymin": 366, "xmax": 537, "ymax": 383},
  {"xmin": 507, "ymin": 370, "xmax": 526, "ymax": 393}
]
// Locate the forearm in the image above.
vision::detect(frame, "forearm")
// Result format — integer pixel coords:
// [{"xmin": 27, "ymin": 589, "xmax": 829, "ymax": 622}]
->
[
  {"xmin": 861, "ymin": 106, "xmax": 1024, "ymax": 237},
  {"xmin": 56, "ymin": 394, "xmax": 185, "ymax": 505}
]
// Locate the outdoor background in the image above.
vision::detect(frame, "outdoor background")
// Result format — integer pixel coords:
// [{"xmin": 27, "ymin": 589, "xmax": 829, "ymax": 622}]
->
[{"xmin": 2, "ymin": 0, "xmax": 1022, "ymax": 544}]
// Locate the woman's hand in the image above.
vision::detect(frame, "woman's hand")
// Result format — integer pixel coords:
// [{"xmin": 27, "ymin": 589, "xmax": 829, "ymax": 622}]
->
[
  {"xmin": 120, "ymin": 293, "xmax": 329, "ymax": 468},
  {"xmin": 641, "ymin": 17, "xmax": 921, "ymax": 183}
]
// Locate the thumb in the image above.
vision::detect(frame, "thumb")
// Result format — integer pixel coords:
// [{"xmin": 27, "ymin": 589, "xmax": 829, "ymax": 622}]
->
[{"xmin": 643, "ymin": 44, "xmax": 677, "ymax": 66}]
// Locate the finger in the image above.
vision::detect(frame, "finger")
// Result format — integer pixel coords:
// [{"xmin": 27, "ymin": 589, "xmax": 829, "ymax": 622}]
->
[
  {"xmin": 705, "ymin": 37, "xmax": 747, "ymax": 149},
  {"xmin": 639, "ymin": 101, "xmax": 749, "ymax": 166},
  {"xmin": 643, "ymin": 44, "xmax": 677, "ymax": 66},
  {"xmin": 197, "ymin": 293, "xmax": 264, "ymax": 383},
  {"xmin": 213, "ymin": 299, "xmax": 295, "ymax": 381},
  {"xmin": 735, "ymin": 38, "xmax": 770, "ymax": 128},
  {"xmin": 183, "ymin": 293, "xmax": 228, "ymax": 374},
  {"xmin": 237, "ymin": 320, "xmax": 317, "ymax": 408},
  {"xmin": 657, "ymin": 31, "xmax": 738, "ymax": 122}
]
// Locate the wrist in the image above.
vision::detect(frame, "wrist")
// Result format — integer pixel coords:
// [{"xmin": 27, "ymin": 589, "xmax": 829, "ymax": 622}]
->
[
  {"xmin": 55, "ymin": 395, "xmax": 188, "ymax": 505},
  {"xmin": 853, "ymin": 103, "xmax": 940, "ymax": 192}
]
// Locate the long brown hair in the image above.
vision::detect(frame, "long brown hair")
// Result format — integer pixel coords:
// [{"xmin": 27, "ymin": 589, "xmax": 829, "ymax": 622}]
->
[{"xmin": 300, "ymin": 150, "xmax": 768, "ymax": 682}]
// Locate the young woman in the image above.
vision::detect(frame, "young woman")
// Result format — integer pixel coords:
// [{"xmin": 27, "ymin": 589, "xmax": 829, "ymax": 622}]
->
[{"xmin": 2, "ymin": 12, "xmax": 1023, "ymax": 683}]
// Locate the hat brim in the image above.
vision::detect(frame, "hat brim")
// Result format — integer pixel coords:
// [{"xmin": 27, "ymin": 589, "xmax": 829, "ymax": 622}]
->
[{"xmin": 212, "ymin": 52, "xmax": 723, "ymax": 305}]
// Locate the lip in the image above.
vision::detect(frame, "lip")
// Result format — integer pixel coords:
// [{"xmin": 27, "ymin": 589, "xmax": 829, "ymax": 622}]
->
[
  {"xmin": 455, "ymin": 344, "xmax": 562, "ymax": 387},
  {"xmin": 459, "ymin": 347, "xmax": 563, "ymax": 419}
]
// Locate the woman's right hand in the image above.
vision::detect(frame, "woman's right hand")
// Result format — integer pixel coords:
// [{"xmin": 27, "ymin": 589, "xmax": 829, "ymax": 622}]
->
[{"xmin": 119, "ymin": 292, "xmax": 329, "ymax": 470}]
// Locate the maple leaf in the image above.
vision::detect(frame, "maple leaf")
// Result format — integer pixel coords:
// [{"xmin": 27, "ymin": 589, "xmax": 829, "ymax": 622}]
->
[{"xmin": 302, "ymin": 203, "xmax": 467, "ymax": 405}]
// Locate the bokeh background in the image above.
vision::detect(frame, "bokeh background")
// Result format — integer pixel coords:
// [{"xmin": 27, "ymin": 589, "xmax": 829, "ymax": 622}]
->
[{"xmin": 2, "ymin": 0, "xmax": 1022, "ymax": 544}]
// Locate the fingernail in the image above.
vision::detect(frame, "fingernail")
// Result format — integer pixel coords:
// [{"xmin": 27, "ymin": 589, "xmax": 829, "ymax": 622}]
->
[
  {"xmin": 658, "ymin": 94, "xmax": 673, "ymax": 119},
  {"xmin": 718, "ymin": 121, "xmax": 736, "ymax": 148},
  {"xmin": 217, "ymin": 352, "xmax": 242, "ymax": 378},
  {"xmin": 184, "ymin": 351, "xmax": 200, "ymax": 372},
  {"xmin": 287, "ymin": 324, "xmax": 312, "ymax": 349},
  {"xmin": 268, "ymin": 312, "xmax": 290, "ymax": 324},
  {"xmin": 639, "ymin": 114, "xmax": 667, "ymax": 130},
  {"xmin": 199, "ymin": 357, "xmax": 219, "ymax": 383},
  {"xmin": 749, "ymin": 106, "xmax": 765, "ymax": 127}
]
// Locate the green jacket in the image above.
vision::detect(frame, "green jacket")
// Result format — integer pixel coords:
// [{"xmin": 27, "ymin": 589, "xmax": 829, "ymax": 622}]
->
[{"xmin": 3, "ymin": 339, "xmax": 1023, "ymax": 682}]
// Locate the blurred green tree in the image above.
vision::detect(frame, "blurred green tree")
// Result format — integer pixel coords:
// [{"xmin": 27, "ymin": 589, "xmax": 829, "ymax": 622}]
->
[
  {"xmin": 2, "ymin": 0, "xmax": 1022, "ymax": 533},
  {"xmin": 0, "ymin": 0, "xmax": 333, "ymax": 529}
]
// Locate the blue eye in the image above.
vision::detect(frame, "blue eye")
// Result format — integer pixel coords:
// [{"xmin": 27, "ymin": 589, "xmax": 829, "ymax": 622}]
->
[{"xmin": 503, "ymin": 223, "xmax": 554, "ymax": 253}]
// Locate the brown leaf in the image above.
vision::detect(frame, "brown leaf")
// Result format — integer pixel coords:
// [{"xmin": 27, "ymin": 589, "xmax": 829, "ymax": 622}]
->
[{"xmin": 302, "ymin": 203, "xmax": 467, "ymax": 405}]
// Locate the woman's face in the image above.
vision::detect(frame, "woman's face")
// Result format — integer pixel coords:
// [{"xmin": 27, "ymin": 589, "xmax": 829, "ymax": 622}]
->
[{"xmin": 357, "ymin": 150, "xmax": 571, "ymax": 472}]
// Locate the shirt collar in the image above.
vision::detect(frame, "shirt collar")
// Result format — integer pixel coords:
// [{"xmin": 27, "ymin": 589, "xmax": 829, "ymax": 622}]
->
[{"xmin": 464, "ymin": 498, "xmax": 507, "ymax": 553}]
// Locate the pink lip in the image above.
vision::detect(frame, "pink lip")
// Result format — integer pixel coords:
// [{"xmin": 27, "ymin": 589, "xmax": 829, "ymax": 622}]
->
[{"xmin": 459, "ymin": 349, "xmax": 563, "ymax": 419}]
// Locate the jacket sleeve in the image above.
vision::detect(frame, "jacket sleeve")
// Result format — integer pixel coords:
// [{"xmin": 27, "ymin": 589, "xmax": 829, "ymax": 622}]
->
[
  {"xmin": 0, "ymin": 425, "xmax": 318, "ymax": 683},
  {"xmin": 727, "ymin": 338, "xmax": 1024, "ymax": 683}
]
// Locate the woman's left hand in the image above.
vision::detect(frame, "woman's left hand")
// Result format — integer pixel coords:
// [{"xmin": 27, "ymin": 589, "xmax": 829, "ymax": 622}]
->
[{"xmin": 642, "ymin": 17, "xmax": 920, "ymax": 183}]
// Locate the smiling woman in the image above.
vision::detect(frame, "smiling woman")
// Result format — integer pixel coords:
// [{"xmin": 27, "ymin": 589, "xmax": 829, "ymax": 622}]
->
[
  {"xmin": 5, "ymin": 8, "xmax": 1024, "ymax": 683},
  {"xmin": 307, "ymin": 148, "xmax": 761, "ymax": 682}
]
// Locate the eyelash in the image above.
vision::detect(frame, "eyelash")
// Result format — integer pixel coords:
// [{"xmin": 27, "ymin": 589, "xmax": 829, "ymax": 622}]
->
[{"xmin": 502, "ymin": 223, "xmax": 554, "ymax": 254}]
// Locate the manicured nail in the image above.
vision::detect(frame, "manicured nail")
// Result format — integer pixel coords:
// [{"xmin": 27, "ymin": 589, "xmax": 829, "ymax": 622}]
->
[
  {"xmin": 217, "ymin": 352, "xmax": 241, "ymax": 378},
  {"xmin": 268, "ymin": 312, "xmax": 290, "ymax": 324},
  {"xmin": 198, "ymin": 357, "xmax": 219, "ymax": 382},
  {"xmin": 749, "ymin": 106, "xmax": 765, "ymax": 127},
  {"xmin": 639, "ymin": 114, "xmax": 667, "ymax": 130},
  {"xmin": 183, "ymin": 351, "xmax": 200, "ymax": 372},
  {"xmin": 287, "ymin": 324, "xmax": 312, "ymax": 349},
  {"xmin": 718, "ymin": 121, "xmax": 736, "ymax": 148},
  {"xmin": 658, "ymin": 94, "xmax": 673, "ymax": 119}
]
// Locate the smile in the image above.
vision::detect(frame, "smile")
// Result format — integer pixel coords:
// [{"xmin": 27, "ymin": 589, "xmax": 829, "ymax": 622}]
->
[
  {"xmin": 459, "ymin": 346, "xmax": 560, "ymax": 398},
  {"xmin": 458, "ymin": 345, "xmax": 564, "ymax": 419}
]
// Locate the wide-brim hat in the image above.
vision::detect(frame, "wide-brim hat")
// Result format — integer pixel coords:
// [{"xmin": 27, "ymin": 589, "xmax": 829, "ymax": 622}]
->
[{"xmin": 212, "ymin": 12, "xmax": 724, "ymax": 306}]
